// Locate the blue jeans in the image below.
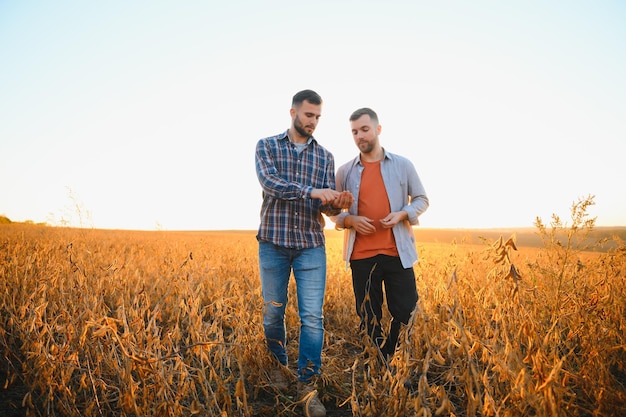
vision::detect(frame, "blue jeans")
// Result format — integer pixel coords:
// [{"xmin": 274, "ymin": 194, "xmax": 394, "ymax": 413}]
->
[{"xmin": 258, "ymin": 241, "xmax": 326, "ymax": 382}]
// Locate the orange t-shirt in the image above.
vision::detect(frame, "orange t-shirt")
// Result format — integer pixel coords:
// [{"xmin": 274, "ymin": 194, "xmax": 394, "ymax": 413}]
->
[{"xmin": 351, "ymin": 160, "xmax": 399, "ymax": 260}]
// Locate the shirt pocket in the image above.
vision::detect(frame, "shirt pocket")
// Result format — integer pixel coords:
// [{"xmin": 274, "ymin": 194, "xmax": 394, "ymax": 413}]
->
[{"xmin": 392, "ymin": 178, "xmax": 409, "ymax": 209}]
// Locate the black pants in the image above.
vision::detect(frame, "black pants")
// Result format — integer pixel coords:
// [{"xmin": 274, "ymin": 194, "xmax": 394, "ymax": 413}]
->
[{"xmin": 350, "ymin": 254, "xmax": 418, "ymax": 359}]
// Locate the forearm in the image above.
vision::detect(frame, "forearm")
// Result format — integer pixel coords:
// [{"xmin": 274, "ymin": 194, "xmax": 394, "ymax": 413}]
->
[
  {"xmin": 256, "ymin": 141, "xmax": 314, "ymax": 200},
  {"xmin": 403, "ymin": 194, "xmax": 429, "ymax": 224},
  {"xmin": 321, "ymin": 203, "xmax": 341, "ymax": 217},
  {"xmin": 259, "ymin": 178, "xmax": 312, "ymax": 200},
  {"xmin": 332, "ymin": 212, "xmax": 350, "ymax": 229}
]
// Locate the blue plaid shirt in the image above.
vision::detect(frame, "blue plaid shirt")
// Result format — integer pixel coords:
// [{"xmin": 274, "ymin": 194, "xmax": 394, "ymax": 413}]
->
[{"xmin": 255, "ymin": 130, "xmax": 340, "ymax": 249}]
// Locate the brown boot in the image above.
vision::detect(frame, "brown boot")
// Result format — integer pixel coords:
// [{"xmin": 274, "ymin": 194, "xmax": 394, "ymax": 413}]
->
[
  {"xmin": 297, "ymin": 381, "xmax": 326, "ymax": 417},
  {"xmin": 267, "ymin": 364, "xmax": 292, "ymax": 391}
]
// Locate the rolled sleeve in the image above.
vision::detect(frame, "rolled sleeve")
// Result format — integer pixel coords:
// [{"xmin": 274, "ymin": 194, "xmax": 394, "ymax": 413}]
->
[{"xmin": 332, "ymin": 211, "xmax": 350, "ymax": 229}]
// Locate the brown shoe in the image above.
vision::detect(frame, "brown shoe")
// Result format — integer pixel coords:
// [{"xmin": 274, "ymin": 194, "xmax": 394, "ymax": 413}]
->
[
  {"xmin": 298, "ymin": 382, "xmax": 326, "ymax": 417},
  {"xmin": 268, "ymin": 366, "xmax": 291, "ymax": 391}
]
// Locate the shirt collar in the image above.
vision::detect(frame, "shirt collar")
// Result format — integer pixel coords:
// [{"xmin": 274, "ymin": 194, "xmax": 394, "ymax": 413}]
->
[
  {"xmin": 354, "ymin": 148, "xmax": 391, "ymax": 166},
  {"xmin": 280, "ymin": 129, "xmax": 315, "ymax": 145}
]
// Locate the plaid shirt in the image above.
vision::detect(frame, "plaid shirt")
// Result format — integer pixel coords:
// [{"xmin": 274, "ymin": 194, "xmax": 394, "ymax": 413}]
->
[{"xmin": 255, "ymin": 130, "xmax": 340, "ymax": 249}]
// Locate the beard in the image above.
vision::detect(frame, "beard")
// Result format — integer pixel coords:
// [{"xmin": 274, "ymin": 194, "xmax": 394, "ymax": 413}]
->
[
  {"xmin": 358, "ymin": 140, "xmax": 376, "ymax": 154},
  {"xmin": 294, "ymin": 115, "xmax": 313, "ymax": 138}
]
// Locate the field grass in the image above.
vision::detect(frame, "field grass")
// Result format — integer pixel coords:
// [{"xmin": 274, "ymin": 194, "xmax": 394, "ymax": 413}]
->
[{"xmin": 1, "ymin": 204, "xmax": 625, "ymax": 416}]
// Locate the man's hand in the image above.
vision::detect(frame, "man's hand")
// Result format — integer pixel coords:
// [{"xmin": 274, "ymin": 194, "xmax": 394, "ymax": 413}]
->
[
  {"xmin": 380, "ymin": 211, "xmax": 407, "ymax": 229},
  {"xmin": 346, "ymin": 215, "xmax": 376, "ymax": 235},
  {"xmin": 332, "ymin": 191, "xmax": 354, "ymax": 209},
  {"xmin": 310, "ymin": 188, "xmax": 341, "ymax": 205}
]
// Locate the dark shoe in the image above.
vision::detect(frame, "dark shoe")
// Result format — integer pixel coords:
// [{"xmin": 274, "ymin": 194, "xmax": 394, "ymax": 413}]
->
[{"xmin": 298, "ymin": 381, "xmax": 326, "ymax": 417}]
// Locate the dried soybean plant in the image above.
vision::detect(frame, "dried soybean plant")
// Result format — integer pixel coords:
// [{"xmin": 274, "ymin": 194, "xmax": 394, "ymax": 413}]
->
[
  {"xmin": 0, "ymin": 228, "xmax": 269, "ymax": 416},
  {"xmin": 527, "ymin": 196, "xmax": 626, "ymax": 415},
  {"xmin": 1, "ymin": 196, "xmax": 625, "ymax": 417},
  {"xmin": 344, "ymin": 195, "xmax": 625, "ymax": 417}
]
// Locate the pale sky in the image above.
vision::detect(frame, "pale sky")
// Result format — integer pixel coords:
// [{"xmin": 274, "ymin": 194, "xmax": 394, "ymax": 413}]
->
[{"xmin": 1, "ymin": 1, "xmax": 625, "ymax": 231}]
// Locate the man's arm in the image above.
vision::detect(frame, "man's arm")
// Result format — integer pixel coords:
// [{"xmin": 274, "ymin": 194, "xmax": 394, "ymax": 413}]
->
[{"xmin": 403, "ymin": 160, "xmax": 429, "ymax": 225}]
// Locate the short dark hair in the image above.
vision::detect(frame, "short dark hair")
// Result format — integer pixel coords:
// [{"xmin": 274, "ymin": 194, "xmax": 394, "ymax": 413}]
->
[
  {"xmin": 349, "ymin": 107, "xmax": 379, "ymax": 124},
  {"xmin": 292, "ymin": 89, "xmax": 322, "ymax": 107}
]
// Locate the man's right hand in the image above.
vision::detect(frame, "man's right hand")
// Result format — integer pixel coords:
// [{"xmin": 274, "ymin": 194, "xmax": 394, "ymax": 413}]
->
[
  {"xmin": 310, "ymin": 188, "xmax": 341, "ymax": 205},
  {"xmin": 346, "ymin": 215, "xmax": 376, "ymax": 235}
]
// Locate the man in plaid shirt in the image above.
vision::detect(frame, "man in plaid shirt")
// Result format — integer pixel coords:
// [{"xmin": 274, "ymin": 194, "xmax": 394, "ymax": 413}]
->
[{"xmin": 255, "ymin": 89, "xmax": 352, "ymax": 417}]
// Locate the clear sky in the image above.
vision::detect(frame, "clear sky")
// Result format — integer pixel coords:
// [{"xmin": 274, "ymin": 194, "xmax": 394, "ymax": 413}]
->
[{"xmin": 1, "ymin": 1, "xmax": 625, "ymax": 231}]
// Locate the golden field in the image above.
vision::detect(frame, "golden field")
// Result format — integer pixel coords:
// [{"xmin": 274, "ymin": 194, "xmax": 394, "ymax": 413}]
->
[{"xmin": 1, "ymin": 202, "xmax": 625, "ymax": 416}]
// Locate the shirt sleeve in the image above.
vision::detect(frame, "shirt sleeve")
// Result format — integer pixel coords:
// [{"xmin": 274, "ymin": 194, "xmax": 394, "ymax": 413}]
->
[
  {"xmin": 330, "ymin": 163, "xmax": 350, "ymax": 228},
  {"xmin": 403, "ymin": 159, "xmax": 429, "ymax": 225},
  {"xmin": 255, "ymin": 138, "xmax": 311, "ymax": 200},
  {"xmin": 320, "ymin": 153, "xmax": 341, "ymax": 216}
]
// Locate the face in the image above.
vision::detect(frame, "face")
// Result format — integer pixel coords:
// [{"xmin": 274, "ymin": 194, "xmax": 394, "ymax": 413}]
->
[
  {"xmin": 291, "ymin": 100, "xmax": 322, "ymax": 137},
  {"xmin": 351, "ymin": 114, "xmax": 381, "ymax": 154}
]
